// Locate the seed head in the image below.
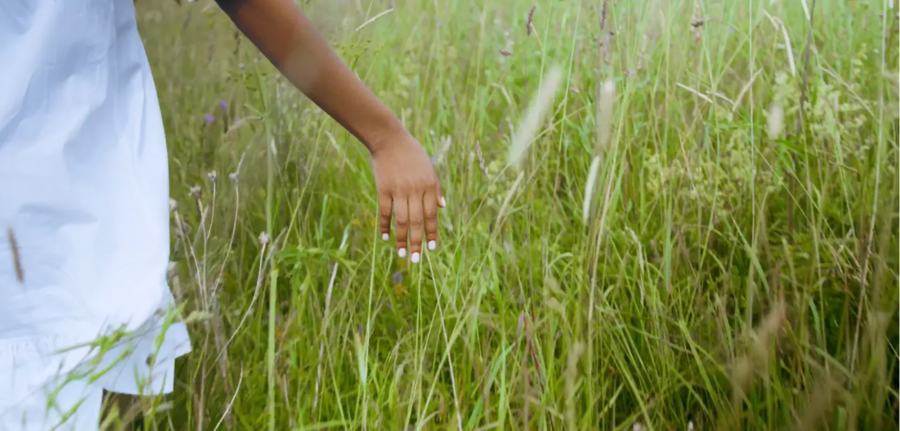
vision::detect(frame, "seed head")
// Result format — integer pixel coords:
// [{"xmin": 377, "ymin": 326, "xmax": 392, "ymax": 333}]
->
[
  {"xmin": 229, "ymin": 172, "xmax": 240, "ymax": 184},
  {"xmin": 259, "ymin": 231, "xmax": 270, "ymax": 246},
  {"xmin": 169, "ymin": 199, "xmax": 178, "ymax": 213},
  {"xmin": 207, "ymin": 170, "xmax": 217, "ymax": 183},
  {"xmin": 190, "ymin": 186, "xmax": 202, "ymax": 199},
  {"xmin": 516, "ymin": 311, "xmax": 526, "ymax": 341},
  {"xmin": 526, "ymin": 6, "xmax": 535, "ymax": 36},
  {"xmin": 475, "ymin": 141, "xmax": 489, "ymax": 175},
  {"xmin": 175, "ymin": 222, "xmax": 192, "ymax": 239}
]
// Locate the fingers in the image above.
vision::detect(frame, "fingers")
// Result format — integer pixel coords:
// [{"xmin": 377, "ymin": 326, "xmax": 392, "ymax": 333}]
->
[
  {"xmin": 407, "ymin": 195, "xmax": 425, "ymax": 263},
  {"xmin": 378, "ymin": 192, "xmax": 393, "ymax": 241},
  {"xmin": 384, "ymin": 177, "xmax": 445, "ymax": 263},
  {"xmin": 423, "ymin": 189, "xmax": 438, "ymax": 253},
  {"xmin": 393, "ymin": 197, "xmax": 409, "ymax": 259},
  {"xmin": 436, "ymin": 181, "xmax": 446, "ymax": 208}
]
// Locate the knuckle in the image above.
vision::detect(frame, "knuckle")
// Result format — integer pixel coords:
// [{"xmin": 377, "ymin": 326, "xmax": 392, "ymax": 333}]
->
[
  {"xmin": 409, "ymin": 218, "xmax": 424, "ymax": 228},
  {"xmin": 424, "ymin": 209, "xmax": 438, "ymax": 219},
  {"xmin": 379, "ymin": 209, "xmax": 392, "ymax": 218},
  {"xmin": 395, "ymin": 217, "xmax": 408, "ymax": 226}
]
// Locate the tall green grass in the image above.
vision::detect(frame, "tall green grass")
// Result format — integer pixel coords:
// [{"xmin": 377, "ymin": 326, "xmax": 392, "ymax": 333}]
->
[{"xmin": 134, "ymin": 0, "xmax": 898, "ymax": 429}]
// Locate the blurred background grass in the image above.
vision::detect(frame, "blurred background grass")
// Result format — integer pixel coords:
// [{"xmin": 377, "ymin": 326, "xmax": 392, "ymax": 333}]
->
[{"xmin": 133, "ymin": 0, "xmax": 898, "ymax": 429}]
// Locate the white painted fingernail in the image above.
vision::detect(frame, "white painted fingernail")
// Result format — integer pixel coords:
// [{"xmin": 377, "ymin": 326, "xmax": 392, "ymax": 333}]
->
[
  {"xmin": 398, "ymin": 248, "xmax": 406, "ymax": 258},
  {"xmin": 428, "ymin": 240, "xmax": 436, "ymax": 250},
  {"xmin": 441, "ymin": 196, "xmax": 447, "ymax": 207},
  {"xmin": 382, "ymin": 233, "xmax": 389, "ymax": 241},
  {"xmin": 411, "ymin": 252, "xmax": 420, "ymax": 263}
]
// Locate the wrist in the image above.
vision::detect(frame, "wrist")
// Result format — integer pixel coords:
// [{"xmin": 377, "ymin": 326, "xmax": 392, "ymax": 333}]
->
[{"xmin": 366, "ymin": 122, "xmax": 411, "ymax": 156}]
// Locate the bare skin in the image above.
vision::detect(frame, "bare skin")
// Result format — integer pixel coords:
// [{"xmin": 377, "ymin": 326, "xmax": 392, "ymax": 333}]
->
[
  {"xmin": 217, "ymin": 0, "xmax": 444, "ymax": 260},
  {"xmin": 108, "ymin": 0, "xmax": 444, "ymax": 425}
]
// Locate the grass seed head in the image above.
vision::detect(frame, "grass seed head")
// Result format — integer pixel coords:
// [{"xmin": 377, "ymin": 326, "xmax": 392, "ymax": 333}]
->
[
  {"xmin": 508, "ymin": 66, "xmax": 563, "ymax": 167},
  {"xmin": 597, "ymin": 80, "xmax": 616, "ymax": 153},
  {"xmin": 691, "ymin": 1, "xmax": 704, "ymax": 47},
  {"xmin": 526, "ymin": 6, "xmax": 535, "ymax": 36},
  {"xmin": 767, "ymin": 103, "xmax": 784, "ymax": 140}
]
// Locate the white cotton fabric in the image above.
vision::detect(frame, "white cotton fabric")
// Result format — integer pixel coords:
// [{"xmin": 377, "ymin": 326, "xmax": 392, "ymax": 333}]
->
[{"xmin": 0, "ymin": 0, "xmax": 191, "ymax": 428}]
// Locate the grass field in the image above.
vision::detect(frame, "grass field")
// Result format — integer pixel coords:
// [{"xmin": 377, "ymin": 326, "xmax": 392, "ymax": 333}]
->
[{"xmin": 126, "ymin": 0, "xmax": 899, "ymax": 429}]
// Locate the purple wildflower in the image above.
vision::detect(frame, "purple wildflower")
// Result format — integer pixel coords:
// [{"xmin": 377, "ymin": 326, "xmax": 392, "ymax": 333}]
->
[
  {"xmin": 233, "ymin": 117, "xmax": 243, "ymax": 126},
  {"xmin": 430, "ymin": 157, "xmax": 436, "ymax": 164},
  {"xmin": 392, "ymin": 272, "xmax": 403, "ymax": 284},
  {"xmin": 220, "ymin": 100, "xmax": 228, "ymax": 109},
  {"xmin": 204, "ymin": 113, "xmax": 215, "ymax": 124},
  {"xmin": 728, "ymin": 27, "xmax": 736, "ymax": 34}
]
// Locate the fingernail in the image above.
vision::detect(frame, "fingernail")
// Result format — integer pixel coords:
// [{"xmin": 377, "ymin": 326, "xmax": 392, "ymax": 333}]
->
[
  {"xmin": 382, "ymin": 233, "xmax": 389, "ymax": 241},
  {"xmin": 428, "ymin": 240, "xmax": 436, "ymax": 251},
  {"xmin": 411, "ymin": 252, "xmax": 420, "ymax": 263},
  {"xmin": 440, "ymin": 196, "xmax": 447, "ymax": 207},
  {"xmin": 398, "ymin": 248, "xmax": 407, "ymax": 258}
]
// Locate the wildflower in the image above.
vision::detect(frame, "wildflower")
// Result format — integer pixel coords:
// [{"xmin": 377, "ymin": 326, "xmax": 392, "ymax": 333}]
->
[
  {"xmin": 169, "ymin": 199, "xmax": 177, "ymax": 212},
  {"xmin": 189, "ymin": 185, "xmax": 201, "ymax": 199},
  {"xmin": 219, "ymin": 100, "xmax": 228, "ymax": 109},
  {"xmin": 207, "ymin": 170, "xmax": 217, "ymax": 183},
  {"xmin": 430, "ymin": 157, "xmax": 436, "ymax": 164},
  {"xmin": 233, "ymin": 117, "xmax": 243, "ymax": 126},
  {"xmin": 392, "ymin": 272, "xmax": 403, "ymax": 284},
  {"xmin": 229, "ymin": 172, "xmax": 240, "ymax": 184},
  {"xmin": 259, "ymin": 231, "xmax": 270, "ymax": 246},
  {"xmin": 204, "ymin": 113, "xmax": 215, "ymax": 124}
]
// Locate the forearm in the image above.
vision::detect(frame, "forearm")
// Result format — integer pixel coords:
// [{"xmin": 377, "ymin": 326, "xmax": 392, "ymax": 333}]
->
[{"xmin": 217, "ymin": 0, "xmax": 406, "ymax": 154}]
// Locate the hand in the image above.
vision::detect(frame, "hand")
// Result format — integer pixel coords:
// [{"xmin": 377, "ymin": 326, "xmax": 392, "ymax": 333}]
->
[{"xmin": 371, "ymin": 133, "xmax": 445, "ymax": 263}]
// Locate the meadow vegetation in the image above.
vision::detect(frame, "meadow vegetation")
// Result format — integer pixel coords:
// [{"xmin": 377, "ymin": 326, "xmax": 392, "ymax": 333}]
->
[{"xmin": 118, "ymin": 0, "xmax": 900, "ymax": 429}]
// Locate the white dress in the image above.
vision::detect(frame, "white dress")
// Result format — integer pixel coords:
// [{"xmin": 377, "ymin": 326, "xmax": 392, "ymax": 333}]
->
[{"xmin": 0, "ymin": 0, "xmax": 191, "ymax": 429}]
